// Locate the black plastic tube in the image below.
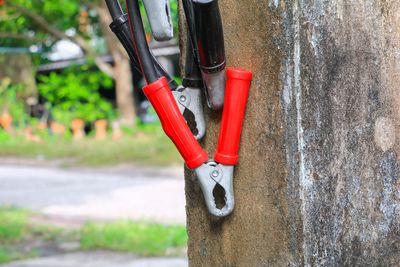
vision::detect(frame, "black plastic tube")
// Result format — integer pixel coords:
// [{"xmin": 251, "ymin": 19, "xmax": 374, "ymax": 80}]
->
[
  {"xmin": 192, "ymin": 0, "xmax": 225, "ymax": 74},
  {"xmin": 182, "ymin": 0, "xmax": 198, "ymax": 58},
  {"xmin": 109, "ymin": 14, "xmax": 142, "ymax": 74},
  {"xmin": 110, "ymin": 13, "xmax": 178, "ymax": 89},
  {"xmin": 126, "ymin": 0, "xmax": 158, "ymax": 84},
  {"xmin": 183, "ymin": 32, "xmax": 203, "ymax": 88},
  {"xmin": 105, "ymin": 0, "xmax": 123, "ymax": 20},
  {"xmin": 106, "ymin": 0, "xmax": 177, "ymax": 89},
  {"xmin": 182, "ymin": 0, "xmax": 203, "ymax": 88}
]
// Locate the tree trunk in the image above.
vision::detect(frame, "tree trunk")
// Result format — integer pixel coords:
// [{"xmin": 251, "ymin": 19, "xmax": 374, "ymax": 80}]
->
[
  {"xmin": 183, "ymin": 0, "xmax": 400, "ymax": 266},
  {"xmin": 0, "ymin": 53, "xmax": 37, "ymax": 99},
  {"xmin": 98, "ymin": 1, "xmax": 136, "ymax": 126}
]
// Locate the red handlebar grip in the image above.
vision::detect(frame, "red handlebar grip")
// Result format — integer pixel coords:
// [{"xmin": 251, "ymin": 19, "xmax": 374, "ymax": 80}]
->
[
  {"xmin": 143, "ymin": 77, "xmax": 208, "ymax": 169},
  {"xmin": 214, "ymin": 68, "xmax": 252, "ymax": 165}
]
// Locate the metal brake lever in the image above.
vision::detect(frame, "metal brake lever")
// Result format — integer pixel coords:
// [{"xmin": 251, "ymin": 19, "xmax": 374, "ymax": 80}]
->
[
  {"xmin": 195, "ymin": 161, "xmax": 234, "ymax": 217},
  {"xmin": 173, "ymin": 86, "xmax": 205, "ymax": 140}
]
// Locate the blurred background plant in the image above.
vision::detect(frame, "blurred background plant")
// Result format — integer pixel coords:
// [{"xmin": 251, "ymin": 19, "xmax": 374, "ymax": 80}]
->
[
  {"xmin": 37, "ymin": 64, "xmax": 116, "ymax": 125},
  {"xmin": 0, "ymin": 0, "xmax": 181, "ymax": 149},
  {"xmin": 0, "ymin": 1, "xmax": 184, "ymax": 264},
  {"xmin": 0, "ymin": 78, "xmax": 29, "ymax": 128}
]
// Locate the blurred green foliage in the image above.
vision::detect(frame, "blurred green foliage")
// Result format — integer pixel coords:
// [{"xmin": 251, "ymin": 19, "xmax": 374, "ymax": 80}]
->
[
  {"xmin": 0, "ymin": 207, "xmax": 186, "ymax": 263},
  {"xmin": 0, "ymin": 1, "xmax": 82, "ymax": 48},
  {"xmin": 0, "ymin": 122, "xmax": 181, "ymax": 167},
  {"xmin": 37, "ymin": 65, "xmax": 116, "ymax": 124},
  {"xmin": 0, "ymin": 0, "xmax": 179, "ymax": 50},
  {"xmin": 0, "ymin": 78, "xmax": 29, "ymax": 127},
  {"xmin": 80, "ymin": 220, "xmax": 187, "ymax": 256},
  {"xmin": 0, "ymin": 207, "xmax": 30, "ymax": 243},
  {"xmin": 0, "ymin": 207, "xmax": 39, "ymax": 263}
]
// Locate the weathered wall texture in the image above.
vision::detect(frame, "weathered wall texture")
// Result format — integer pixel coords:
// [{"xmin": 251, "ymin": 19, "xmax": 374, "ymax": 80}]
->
[{"xmin": 183, "ymin": 0, "xmax": 400, "ymax": 266}]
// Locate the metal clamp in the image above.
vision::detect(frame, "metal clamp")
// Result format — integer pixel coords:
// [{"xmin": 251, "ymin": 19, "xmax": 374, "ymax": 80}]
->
[
  {"xmin": 142, "ymin": 0, "xmax": 173, "ymax": 41},
  {"xmin": 173, "ymin": 86, "xmax": 205, "ymax": 140},
  {"xmin": 195, "ymin": 161, "xmax": 234, "ymax": 217},
  {"xmin": 107, "ymin": 0, "xmax": 252, "ymax": 218}
]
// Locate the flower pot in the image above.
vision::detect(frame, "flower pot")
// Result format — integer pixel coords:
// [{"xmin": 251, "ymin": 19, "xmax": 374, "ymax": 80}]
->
[
  {"xmin": 111, "ymin": 121, "xmax": 123, "ymax": 140},
  {"xmin": 71, "ymin": 118, "xmax": 85, "ymax": 140},
  {"xmin": 37, "ymin": 121, "xmax": 48, "ymax": 131},
  {"xmin": 95, "ymin": 119, "xmax": 108, "ymax": 140},
  {"xmin": 50, "ymin": 122, "xmax": 65, "ymax": 135},
  {"xmin": 24, "ymin": 126, "xmax": 42, "ymax": 143},
  {"xmin": 0, "ymin": 113, "xmax": 13, "ymax": 132}
]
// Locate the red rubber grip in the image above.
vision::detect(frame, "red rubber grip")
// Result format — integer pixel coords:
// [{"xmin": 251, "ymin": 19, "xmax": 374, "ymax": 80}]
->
[
  {"xmin": 214, "ymin": 68, "xmax": 252, "ymax": 165},
  {"xmin": 143, "ymin": 77, "xmax": 208, "ymax": 169}
]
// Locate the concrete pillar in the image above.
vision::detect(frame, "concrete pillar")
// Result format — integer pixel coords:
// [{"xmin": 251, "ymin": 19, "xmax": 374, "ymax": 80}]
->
[{"xmin": 183, "ymin": 1, "xmax": 400, "ymax": 265}]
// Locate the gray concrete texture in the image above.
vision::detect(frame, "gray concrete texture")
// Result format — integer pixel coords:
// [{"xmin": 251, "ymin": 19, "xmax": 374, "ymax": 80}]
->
[{"xmin": 183, "ymin": 0, "xmax": 400, "ymax": 266}]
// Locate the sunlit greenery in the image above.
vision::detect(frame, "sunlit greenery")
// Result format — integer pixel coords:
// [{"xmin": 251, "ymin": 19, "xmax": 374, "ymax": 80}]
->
[
  {"xmin": 0, "ymin": 207, "xmax": 30, "ymax": 243},
  {"xmin": 0, "ymin": 78, "xmax": 29, "ymax": 128},
  {"xmin": 0, "ymin": 0, "xmax": 179, "ymax": 56},
  {"xmin": 0, "ymin": 207, "xmax": 187, "ymax": 263},
  {"xmin": 38, "ymin": 64, "xmax": 116, "ymax": 124},
  {"xmin": 0, "ymin": 207, "xmax": 55, "ymax": 263},
  {"xmin": 80, "ymin": 221, "xmax": 187, "ymax": 256},
  {"xmin": 0, "ymin": 122, "xmax": 181, "ymax": 167}
]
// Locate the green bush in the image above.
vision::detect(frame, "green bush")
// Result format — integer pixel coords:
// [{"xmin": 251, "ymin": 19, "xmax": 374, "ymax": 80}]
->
[
  {"xmin": 0, "ymin": 78, "xmax": 29, "ymax": 128},
  {"xmin": 0, "ymin": 130, "xmax": 12, "ymax": 142},
  {"xmin": 38, "ymin": 64, "xmax": 116, "ymax": 125}
]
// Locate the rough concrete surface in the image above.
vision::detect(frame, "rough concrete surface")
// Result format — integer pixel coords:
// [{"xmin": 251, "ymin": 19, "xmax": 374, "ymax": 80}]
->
[
  {"xmin": 183, "ymin": 0, "xmax": 400, "ymax": 266},
  {"xmin": 0, "ymin": 251, "xmax": 187, "ymax": 267}
]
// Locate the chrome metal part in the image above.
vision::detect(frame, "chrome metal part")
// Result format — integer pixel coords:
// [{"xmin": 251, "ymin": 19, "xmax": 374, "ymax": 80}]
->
[
  {"xmin": 195, "ymin": 161, "xmax": 234, "ymax": 217},
  {"xmin": 173, "ymin": 86, "xmax": 205, "ymax": 140},
  {"xmin": 142, "ymin": 0, "xmax": 173, "ymax": 41},
  {"xmin": 202, "ymin": 70, "xmax": 226, "ymax": 110}
]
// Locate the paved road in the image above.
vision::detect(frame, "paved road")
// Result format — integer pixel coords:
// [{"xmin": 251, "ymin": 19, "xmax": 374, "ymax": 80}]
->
[
  {"xmin": 0, "ymin": 164, "xmax": 186, "ymax": 224},
  {"xmin": 0, "ymin": 251, "xmax": 187, "ymax": 267}
]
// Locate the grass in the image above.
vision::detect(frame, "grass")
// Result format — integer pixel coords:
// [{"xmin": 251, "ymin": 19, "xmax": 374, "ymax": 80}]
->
[
  {"xmin": 0, "ymin": 249, "xmax": 12, "ymax": 264},
  {"xmin": 0, "ymin": 207, "xmax": 30, "ymax": 243},
  {"xmin": 0, "ymin": 207, "xmax": 188, "ymax": 263},
  {"xmin": 0, "ymin": 123, "xmax": 181, "ymax": 167},
  {"xmin": 0, "ymin": 207, "xmax": 45, "ymax": 263},
  {"xmin": 80, "ymin": 221, "xmax": 188, "ymax": 256}
]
